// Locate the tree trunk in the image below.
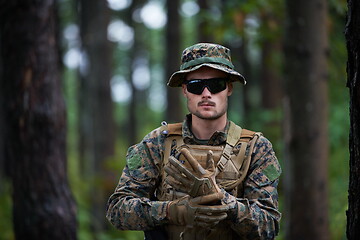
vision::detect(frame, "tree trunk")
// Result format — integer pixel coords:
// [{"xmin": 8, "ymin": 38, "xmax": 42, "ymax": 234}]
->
[
  {"xmin": 197, "ymin": 0, "xmax": 214, "ymax": 43},
  {"xmin": 77, "ymin": 0, "xmax": 115, "ymax": 232},
  {"xmin": 345, "ymin": 0, "xmax": 360, "ymax": 238},
  {"xmin": 0, "ymin": 44, "xmax": 4, "ymax": 180},
  {"xmin": 165, "ymin": 0, "xmax": 182, "ymax": 123},
  {"xmin": 239, "ymin": 22, "xmax": 252, "ymax": 124},
  {"xmin": 260, "ymin": 11, "xmax": 282, "ymax": 110},
  {"xmin": 283, "ymin": 0, "xmax": 330, "ymax": 239},
  {"xmin": 0, "ymin": 1, "xmax": 77, "ymax": 239}
]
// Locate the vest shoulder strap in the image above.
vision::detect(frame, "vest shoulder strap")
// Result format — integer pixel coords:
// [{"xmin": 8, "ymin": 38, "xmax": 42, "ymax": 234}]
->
[
  {"xmin": 227, "ymin": 121, "xmax": 242, "ymax": 146},
  {"xmin": 217, "ymin": 123, "xmax": 260, "ymax": 190},
  {"xmin": 162, "ymin": 123, "xmax": 183, "ymax": 169},
  {"xmin": 228, "ymin": 121, "xmax": 258, "ymax": 144},
  {"xmin": 239, "ymin": 128, "xmax": 257, "ymax": 142},
  {"xmin": 160, "ymin": 122, "xmax": 182, "ymax": 136},
  {"xmin": 167, "ymin": 123, "xmax": 182, "ymax": 135}
]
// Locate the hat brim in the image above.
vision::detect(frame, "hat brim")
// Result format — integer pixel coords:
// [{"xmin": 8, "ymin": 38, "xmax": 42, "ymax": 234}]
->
[{"xmin": 167, "ymin": 63, "xmax": 246, "ymax": 87}]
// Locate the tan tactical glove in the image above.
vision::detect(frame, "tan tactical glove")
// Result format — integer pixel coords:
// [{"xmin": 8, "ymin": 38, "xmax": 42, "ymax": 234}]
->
[
  {"xmin": 165, "ymin": 148, "xmax": 221, "ymax": 197},
  {"xmin": 167, "ymin": 192, "xmax": 228, "ymax": 228}
]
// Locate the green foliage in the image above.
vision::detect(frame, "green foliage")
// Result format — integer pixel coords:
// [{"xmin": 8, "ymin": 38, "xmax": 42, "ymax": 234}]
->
[{"xmin": 0, "ymin": 182, "xmax": 14, "ymax": 240}]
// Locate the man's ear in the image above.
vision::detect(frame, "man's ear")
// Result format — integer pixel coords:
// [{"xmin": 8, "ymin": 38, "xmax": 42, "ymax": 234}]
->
[
  {"xmin": 227, "ymin": 82, "xmax": 233, "ymax": 96},
  {"xmin": 182, "ymin": 84, "xmax": 187, "ymax": 96}
]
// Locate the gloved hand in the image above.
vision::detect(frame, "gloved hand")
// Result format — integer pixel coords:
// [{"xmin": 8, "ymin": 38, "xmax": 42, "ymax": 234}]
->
[
  {"xmin": 165, "ymin": 148, "xmax": 221, "ymax": 197},
  {"xmin": 167, "ymin": 192, "xmax": 228, "ymax": 228}
]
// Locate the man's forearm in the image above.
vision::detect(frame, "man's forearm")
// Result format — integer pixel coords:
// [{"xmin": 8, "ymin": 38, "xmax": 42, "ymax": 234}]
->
[
  {"xmin": 106, "ymin": 192, "xmax": 169, "ymax": 230},
  {"xmin": 229, "ymin": 198, "xmax": 281, "ymax": 239}
]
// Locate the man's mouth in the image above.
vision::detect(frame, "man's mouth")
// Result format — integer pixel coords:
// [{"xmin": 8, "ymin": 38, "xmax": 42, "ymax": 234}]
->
[{"xmin": 198, "ymin": 101, "xmax": 215, "ymax": 107}]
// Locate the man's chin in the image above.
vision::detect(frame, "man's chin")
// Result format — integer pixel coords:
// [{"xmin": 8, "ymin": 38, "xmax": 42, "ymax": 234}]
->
[{"xmin": 194, "ymin": 112, "xmax": 222, "ymax": 120}]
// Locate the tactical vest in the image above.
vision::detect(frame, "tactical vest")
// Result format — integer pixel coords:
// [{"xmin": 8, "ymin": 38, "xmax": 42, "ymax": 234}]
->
[{"xmin": 156, "ymin": 121, "xmax": 261, "ymax": 240}]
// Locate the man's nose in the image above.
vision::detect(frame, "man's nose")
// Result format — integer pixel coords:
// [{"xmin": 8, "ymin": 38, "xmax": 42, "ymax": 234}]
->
[{"xmin": 201, "ymin": 86, "xmax": 212, "ymax": 97}]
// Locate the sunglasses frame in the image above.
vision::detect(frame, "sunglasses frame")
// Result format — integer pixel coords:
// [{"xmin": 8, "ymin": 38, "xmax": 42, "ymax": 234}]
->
[{"xmin": 185, "ymin": 77, "xmax": 229, "ymax": 95}]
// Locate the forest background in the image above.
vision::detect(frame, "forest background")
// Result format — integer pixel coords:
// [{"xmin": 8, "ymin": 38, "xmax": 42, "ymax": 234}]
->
[{"xmin": 0, "ymin": 0, "xmax": 352, "ymax": 239}]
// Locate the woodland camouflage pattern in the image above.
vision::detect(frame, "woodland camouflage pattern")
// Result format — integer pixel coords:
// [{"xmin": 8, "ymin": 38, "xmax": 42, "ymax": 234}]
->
[
  {"xmin": 180, "ymin": 43, "xmax": 233, "ymax": 69},
  {"xmin": 106, "ymin": 116, "xmax": 282, "ymax": 239}
]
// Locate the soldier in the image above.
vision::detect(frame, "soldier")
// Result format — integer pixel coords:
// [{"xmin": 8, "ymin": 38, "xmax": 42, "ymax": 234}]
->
[{"xmin": 106, "ymin": 43, "xmax": 282, "ymax": 240}]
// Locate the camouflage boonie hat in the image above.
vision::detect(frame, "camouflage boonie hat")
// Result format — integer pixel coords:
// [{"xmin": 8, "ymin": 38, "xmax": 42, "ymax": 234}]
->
[{"xmin": 167, "ymin": 43, "xmax": 246, "ymax": 87}]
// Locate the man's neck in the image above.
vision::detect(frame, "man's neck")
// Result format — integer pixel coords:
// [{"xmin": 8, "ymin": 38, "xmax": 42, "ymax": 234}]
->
[{"xmin": 190, "ymin": 114, "xmax": 228, "ymax": 140}]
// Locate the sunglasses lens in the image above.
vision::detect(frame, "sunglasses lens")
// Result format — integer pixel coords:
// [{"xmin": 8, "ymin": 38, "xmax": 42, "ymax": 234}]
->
[
  {"xmin": 186, "ymin": 80, "xmax": 204, "ymax": 94},
  {"xmin": 207, "ymin": 78, "xmax": 227, "ymax": 94},
  {"xmin": 186, "ymin": 78, "xmax": 227, "ymax": 95}
]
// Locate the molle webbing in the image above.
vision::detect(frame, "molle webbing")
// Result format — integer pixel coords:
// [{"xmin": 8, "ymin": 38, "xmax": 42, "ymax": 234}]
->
[
  {"xmin": 216, "ymin": 122, "xmax": 242, "ymax": 174},
  {"xmin": 162, "ymin": 123, "xmax": 183, "ymax": 170}
]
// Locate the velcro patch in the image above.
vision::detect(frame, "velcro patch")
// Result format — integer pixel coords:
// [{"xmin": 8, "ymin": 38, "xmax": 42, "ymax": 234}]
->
[
  {"xmin": 126, "ymin": 146, "xmax": 142, "ymax": 170},
  {"xmin": 127, "ymin": 155, "xmax": 141, "ymax": 170},
  {"xmin": 262, "ymin": 164, "xmax": 281, "ymax": 182}
]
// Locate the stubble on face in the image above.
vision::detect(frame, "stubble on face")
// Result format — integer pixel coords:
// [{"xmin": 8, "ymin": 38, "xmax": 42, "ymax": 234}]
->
[{"xmin": 190, "ymin": 98, "xmax": 228, "ymax": 120}]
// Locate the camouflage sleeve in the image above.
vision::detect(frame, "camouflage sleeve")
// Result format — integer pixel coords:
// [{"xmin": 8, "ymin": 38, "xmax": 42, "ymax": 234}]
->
[
  {"xmin": 226, "ymin": 136, "xmax": 282, "ymax": 239},
  {"xmin": 106, "ymin": 128, "xmax": 170, "ymax": 230}
]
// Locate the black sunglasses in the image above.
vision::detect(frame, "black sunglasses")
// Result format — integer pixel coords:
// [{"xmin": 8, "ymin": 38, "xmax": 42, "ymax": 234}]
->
[{"xmin": 185, "ymin": 78, "xmax": 228, "ymax": 95}]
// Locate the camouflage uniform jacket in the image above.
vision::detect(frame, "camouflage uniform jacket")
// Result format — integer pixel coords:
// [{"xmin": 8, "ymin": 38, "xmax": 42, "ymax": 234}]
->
[{"xmin": 106, "ymin": 116, "xmax": 282, "ymax": 239}]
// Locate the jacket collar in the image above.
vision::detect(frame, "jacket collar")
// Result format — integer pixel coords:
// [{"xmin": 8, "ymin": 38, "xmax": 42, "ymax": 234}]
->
[{"xmin": 182, "ymin": 114, "xmax": 229, "ymax": 146}]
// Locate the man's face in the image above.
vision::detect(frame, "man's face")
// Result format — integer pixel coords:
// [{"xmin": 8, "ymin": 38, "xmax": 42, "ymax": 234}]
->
[{"xmin": 182, "ymin": 66, "xmax": 233, "ymax": 120}]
